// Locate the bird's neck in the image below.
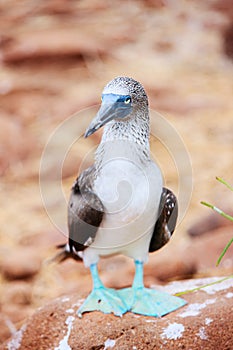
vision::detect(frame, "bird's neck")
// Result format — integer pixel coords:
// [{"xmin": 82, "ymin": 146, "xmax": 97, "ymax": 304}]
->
[{"xmin": 95, "ymin": 110, "xmax": 151, "ymax": 167}]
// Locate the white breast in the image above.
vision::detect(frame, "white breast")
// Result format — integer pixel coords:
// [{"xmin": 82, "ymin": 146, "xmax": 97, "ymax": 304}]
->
[{"xmin": 82, "ymin": 143, "xmax": 163, "ymax": 267}]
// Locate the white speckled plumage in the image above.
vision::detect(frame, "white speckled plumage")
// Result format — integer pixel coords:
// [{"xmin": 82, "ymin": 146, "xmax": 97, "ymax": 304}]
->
[
  {"xmin": 82, "ymin": 77, "xmax": 163, "ymax": 266},
  {"xmin": 59, "ymin": 76, "xmax": 185, "ymax": 318}
]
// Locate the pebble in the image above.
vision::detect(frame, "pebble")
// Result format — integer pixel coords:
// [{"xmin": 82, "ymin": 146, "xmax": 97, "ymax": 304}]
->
[{"xmin": 1, "ymin": 249, "xmax": 41, "ymax": 280}]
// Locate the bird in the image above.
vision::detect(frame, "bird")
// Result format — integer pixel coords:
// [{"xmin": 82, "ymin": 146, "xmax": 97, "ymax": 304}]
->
[{"xmin": 56, "ymin": 76, "xmax": 186, "ymax": 317}]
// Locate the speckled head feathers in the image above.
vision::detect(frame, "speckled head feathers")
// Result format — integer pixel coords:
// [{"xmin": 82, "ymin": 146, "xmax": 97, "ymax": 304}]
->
[
  {"xmin": 103, "ymin": 76, "xmax": 148, "ymax": 107},
  {"xmin": 85, "ymin": 76, "xmax": 150, "ymax": 145}
]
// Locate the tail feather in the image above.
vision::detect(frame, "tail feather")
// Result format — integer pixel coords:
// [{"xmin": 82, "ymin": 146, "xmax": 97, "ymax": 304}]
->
[{"xmin": 46, "ymin": 243, "xmax": 82, "ymax": 265}]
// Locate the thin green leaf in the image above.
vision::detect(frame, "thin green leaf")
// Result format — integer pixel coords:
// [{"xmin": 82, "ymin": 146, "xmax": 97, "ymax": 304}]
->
[
  {"xmin": 201, "ymin": 201, "xmax": 233, "ymax": 222},
  {"xmin": 174, "ymin": 275, "xmax": 233, "ymax": 297},
  {"xmin": 201, "ymin": 200, "xmax": 233, "ymax": 266},
  {"xmin": 216, "ymin": 177, "xmax": 233, "ymax": 192},
  {"xmin": 216, "ymin": 237, "xmax": 233, "ymax": 266}
]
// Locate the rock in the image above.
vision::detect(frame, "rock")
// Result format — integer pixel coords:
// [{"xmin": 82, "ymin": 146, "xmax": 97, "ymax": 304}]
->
[
  {"xmin": 142, "ymin": 0, "xmax": 165, "ymax": 9},
  {"xmin": 223, "ymin": 23, "xmax": 233, "ymax": 59},
  {"xmin": 184, "ymin": 227, "xmax": 233, "ymax": 274},
  {"xmin": 1, "ymin": 304, "xmax": 33, "ymax": 327},
  {"xmin": 1, "ymin": 28, "xmax": 108, "ymax": 64},
  {"xmin": 146, "ymin": 227, "xmax": 233, "ymax": 283},
  {"xmin": 144, "ymin": 251, "xmax": 197, "ymax": 282},
  {"xmin": 1, "ymin": 248, "xmax": 41, "ymax": 280},
  {"xmin": 100, "ymin": 255, "xmax": 134, "ymax": 289},
  {"xmin": 0, "ymin": 315, "xmax": 13, "ymax": 346},
  {"xmin": 0, "ymin": 282, "xmax": 33, "ymax": 343},
  {"xmin": 99, "ymin": 245, "xmax": 197, "ymax": 289},
  {"xmin": 102, "ymin": 227, "xmax": 233, "ymax": 288},
  {"xmin": 19, "ymin": 229, "xmax": 66, "ymax": 251},
  {"xmin": 212, "ymin": 0, "xmax": 233, "ymax": 20},
  {"xmin": 0, "ymin": 115, "xmax": 33, "ymax": 175},
  {"xmin": 1, "ymin": 281, "xmax": 32, "ymax": 305},
  {"xmin": 187, "ymin": 212, "xmax": 232, "ymax": 237},
  {"xmin": 2, "ymin": 277, "xmax": 233, "ymax": 349}
]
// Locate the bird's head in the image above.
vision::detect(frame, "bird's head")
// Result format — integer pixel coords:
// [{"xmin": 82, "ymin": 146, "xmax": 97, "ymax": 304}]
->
[{"xmin": 84, "ymin": 76, "xmax": 148, "ymax": 138}]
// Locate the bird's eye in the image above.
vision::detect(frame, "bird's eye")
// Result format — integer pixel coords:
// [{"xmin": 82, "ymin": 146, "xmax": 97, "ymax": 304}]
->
[{"xmin": 124, "ymin": 97, "xmax": 131, "ymax": 104}]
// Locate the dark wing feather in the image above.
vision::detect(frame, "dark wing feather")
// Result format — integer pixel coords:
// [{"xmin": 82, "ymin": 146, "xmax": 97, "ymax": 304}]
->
[
  {"xmin": 55, "ymin": 166, "xmax": 104, "ymax": 262},
  {"xmin": 149, "ymin": 187, "xmax": 178, "ymax": 253}
]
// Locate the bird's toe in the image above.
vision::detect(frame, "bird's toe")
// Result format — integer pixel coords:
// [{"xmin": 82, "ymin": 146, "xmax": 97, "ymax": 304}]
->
[
  {"xmin": 118, "ymin": 287, "xmax": 186, "ymax": 317},
  {"xmin": 77, "ymin": 287, "xmax": 129, "ymax": 317}
]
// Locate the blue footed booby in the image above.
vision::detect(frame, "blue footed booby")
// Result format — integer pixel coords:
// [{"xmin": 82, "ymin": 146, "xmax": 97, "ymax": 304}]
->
[{"xmin": 57, "ymin": 76, "xmax": 186, "ymax": 317}]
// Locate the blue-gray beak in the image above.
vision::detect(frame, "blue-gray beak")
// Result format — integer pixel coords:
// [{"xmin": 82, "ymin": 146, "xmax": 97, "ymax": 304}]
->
[{"xmin": 84, "ymin": 97, "xmax": 132, "ymax": 138}]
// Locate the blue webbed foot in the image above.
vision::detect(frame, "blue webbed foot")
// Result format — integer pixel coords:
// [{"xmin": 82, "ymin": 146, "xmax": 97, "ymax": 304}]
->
[
  {"xmin": 118, "ymin": 286, "xmax": 186, "ymax": 317},
  {"xmin": 78, "ymin": 286, "xmax": 128, "ymax": 317},
  {"xmin": 77, "ymin": 263, "xmax": 129, "ymax": 317},
  {"xmin": 118, "ymin": 260, "xmax": 186, "ymax": 317}
]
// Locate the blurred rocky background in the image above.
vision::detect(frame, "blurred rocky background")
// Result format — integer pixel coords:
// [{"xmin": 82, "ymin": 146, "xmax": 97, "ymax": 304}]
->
[{"xmin": 0, "ymin": 0, "xmax": 233, "ymax": 344}]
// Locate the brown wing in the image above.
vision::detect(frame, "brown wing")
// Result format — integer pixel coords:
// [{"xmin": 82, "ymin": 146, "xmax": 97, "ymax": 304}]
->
[
  {"xmin": 68, "ymin": 166, "xmax": 104, "ymax": 254},
  {"xmin": 149, "ymin": 187, "xmax": 178, "ymax": 253},
  {"xmin": 53, "ymin": 166, "xmax": 104, "ymax": 263}
]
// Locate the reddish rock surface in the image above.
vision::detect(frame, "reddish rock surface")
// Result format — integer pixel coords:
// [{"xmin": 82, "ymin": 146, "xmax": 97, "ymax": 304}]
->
[
  {"xmin": 187, "ymin": 211, "xmax": 233, "ymax": 238},
  {"xmin": 0, "ymin": 115, "xmax": 34, "ymax": 175},
  {"xmin": 0, "ymin": 249, "xmax": 41, "ymax": 280},
  {"xmin": 2, "ymin": 277, "xmax": 233, "ymax": 350}
]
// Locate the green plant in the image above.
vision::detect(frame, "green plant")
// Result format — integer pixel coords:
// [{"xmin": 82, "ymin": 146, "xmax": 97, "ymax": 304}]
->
[
  {"xmin": 174, "ymin": 177, "xmax": 233, "ymax": 297},
  {"xmin": 201, "ymin": 177, "xmax": 233, "ymax": 266}
]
